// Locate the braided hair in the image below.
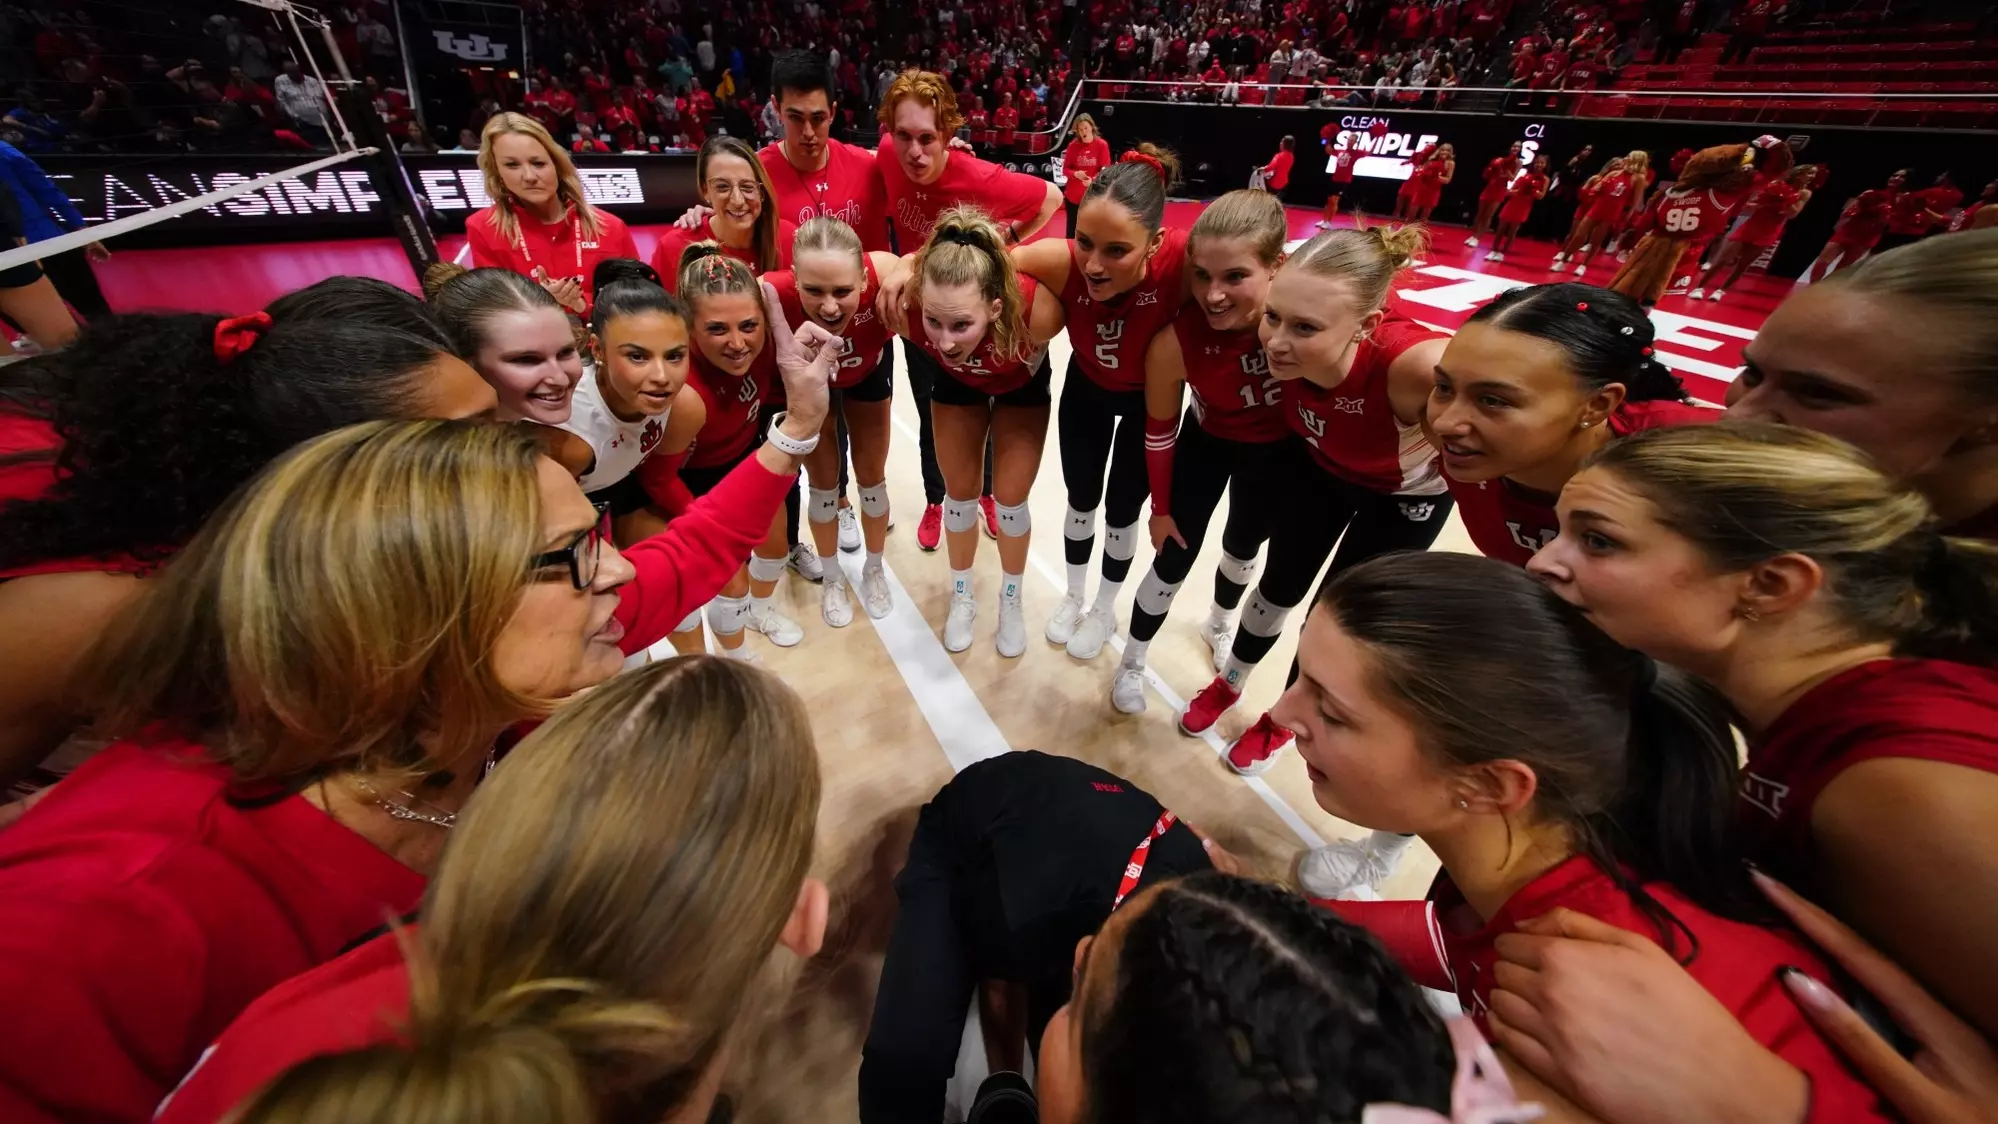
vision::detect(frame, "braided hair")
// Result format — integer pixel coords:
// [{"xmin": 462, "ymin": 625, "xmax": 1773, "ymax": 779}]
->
[
  {"xmin": 1083, "ymin": 872, "xmax": 1453, "ymax": 1123},
  {"xmin": 1467, "ymin": 283, "xmax": 1686, "ymax": 403}
]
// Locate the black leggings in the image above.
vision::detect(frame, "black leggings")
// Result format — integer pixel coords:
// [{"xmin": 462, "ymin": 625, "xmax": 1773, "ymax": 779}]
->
[
  {"xmin": 1229, "ymin": 444, "xmax": 1456, "ymax": 671},
  {"xmin": 1130, "ymin": 419, "xmax": 1286, "ymax": 644},
  {"xmin": 904, "ymin": 341, "xmax": 994, "ymax": 506},
  {"xmin": 1057, "ymin": 359, "xmax": 1149, "ymax": 577}
]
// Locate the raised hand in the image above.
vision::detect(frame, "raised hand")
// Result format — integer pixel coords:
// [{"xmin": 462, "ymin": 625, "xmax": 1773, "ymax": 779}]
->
[{"xmin": 761, "ymin": 279, "xmax": 836, "ymax": 437}]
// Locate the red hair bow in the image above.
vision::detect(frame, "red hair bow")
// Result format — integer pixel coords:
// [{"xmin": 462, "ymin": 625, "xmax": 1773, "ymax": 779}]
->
[
  {"xmin": 212, "ymin": 312, "xmax": 273, "ymax": 365},
  {"xmin": 1120, "ymin": 149, "xmax": 1166, "ymax": 181}
]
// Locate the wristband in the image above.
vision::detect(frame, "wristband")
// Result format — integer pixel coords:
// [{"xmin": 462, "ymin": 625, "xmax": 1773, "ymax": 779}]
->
[{"xmin": 764, "ymin": 411, "xmax": 820, "ymax": 456}]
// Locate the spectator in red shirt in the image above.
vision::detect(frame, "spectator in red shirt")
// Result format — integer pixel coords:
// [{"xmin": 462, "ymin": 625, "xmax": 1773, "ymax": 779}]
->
[
  {"xmin": 603, "ymin": 95, "xmax": 641, "ymax": 151},
  {"xmin": 542, "ymin": 78, "xmax": 577, "ymax": 132},
  {"xmin": 992, "ymin": 91, "xmax": 1019, "ymax": 149},
  {"xmin": 1061, "ymin": 112, "xmax": 1113, "ymax": 233},
  {"xmin": 1257, "ymin": 135, "xmax": 1296, "ymax": 199},
  {"xmin": 578, "ymin": 65, "xmax": 614, "ymax": 113}
]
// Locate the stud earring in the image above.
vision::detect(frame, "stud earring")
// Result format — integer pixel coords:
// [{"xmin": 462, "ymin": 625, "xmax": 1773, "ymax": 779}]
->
[
  {"xmin": 1457, "ymin": 798, "xmax": 1469, "ymax": 809},
  {"xmin": 1734, "ymin": 605, "xmax": 1761, "ymax": 622}
]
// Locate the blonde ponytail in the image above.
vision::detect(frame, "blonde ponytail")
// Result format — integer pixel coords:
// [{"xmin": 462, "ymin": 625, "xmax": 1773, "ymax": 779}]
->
[
  {"xmin": 1281, "ymin": 221, "xmax": 1427, "ymax": 316},
  {"xmin": 912, "ymin": 205, "xmax": 1030, "ymax": 364}
]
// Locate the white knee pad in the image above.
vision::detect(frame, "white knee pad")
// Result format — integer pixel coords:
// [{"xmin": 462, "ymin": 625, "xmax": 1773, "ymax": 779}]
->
[
  {"xmin": 808, "ymin": 487, "xmax": 840, "ymax": 524},
  {"xmin": 706, "ymin": 595, "xmax": 750, "ymax": 636},
  {"xmin": 943, "ymin": 496, "xmax": 981, "ymax": 533},
  {"xmin": 747, "ymin": 553, "xmax": 787, "ymax": 583},
  {"xmin": 1134, "ymin": 570, "xmax": 1183, "ymax": 616},
  {"xmin": 1102, "ymin": 521, "xmax": 1138, "ymax": 561},
  {"xmin": 857, "ymin": 482, "xmax": 891, "ymax": 519},
  {"xmin": 1064, "ymin": 505, "xmax": 1097, "ymax": 542},
  {"xmin": 1238, "ymin": 591, "xmax": 1296, "ymax": 640},
  {"xmin": 1216, "ymin": 551, "xmax": 1259, "ymax": 586},
  {"xmin": 673, "ymin": 608, "xmax": 703, "ymax": 634},
  {"xmin": 995, "ymin": 500, "xmax": 1031, "ymax": 538}
]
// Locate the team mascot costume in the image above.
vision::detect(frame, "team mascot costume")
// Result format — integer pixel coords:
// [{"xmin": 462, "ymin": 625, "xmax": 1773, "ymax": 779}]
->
[{"xmin": 1609, "ymin": 135, "xmax": 1796, "ymax": 305}]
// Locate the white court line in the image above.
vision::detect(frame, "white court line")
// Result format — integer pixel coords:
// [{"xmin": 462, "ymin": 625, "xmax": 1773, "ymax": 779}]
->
[{"xmin": 887, "ymin": 412, "xmax": 1328, "ymax": 850}]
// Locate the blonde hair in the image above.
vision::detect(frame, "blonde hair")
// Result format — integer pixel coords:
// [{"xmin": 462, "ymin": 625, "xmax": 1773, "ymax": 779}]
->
[
  {"xmin": 676, "ymin": 242, "xmax": 761, "ymax": 309},
  {"xmin": 422, "ymin": 261, "xmax": 468, "ymax": 301},
  {"xmin": 1280, "ymin": 222, "xmax": 1428, "ymax": 317},
  {"xmin": 695, "ymin": 135, "xmax": 783, "ymax": 274},
  {"xmin": 912, "ymin": 205, "xmax": 1028, "ymax": 364},
  {"xmin": 791, "ymin": 215, "xmax": 865, "ymax": 272},
  {"xmin": 78, "ymin": 420, "xmax": 547, "ymax": 783},
  {"xmin": 1073, "ymin": 111, "xmax": 1098, "ymax": 137},
  {"xmin": 1189, "ymin": 188, "xmax": 1288, "ymax": 265},
  {"xmin": 1623, "ymin": 150, "xmax": 1651, "ymax": 179},
  {"xmin": 231, "ymin": 656, "xmax": 823, "ymax": 1124},
  {"xmin": 1590, "ymin": 421, "xmax": 1998, "ymax": 664},
  {"xmin": 1823, "ymin": 228, "xmax": 1998, "ymax": 405},
  {"xmin": 478, "ymin": 113, "xmax": 607, "ymax": 247},
  {"xmin": 877, "ymin": 69, "xmax": 965, "ymax": 136}
]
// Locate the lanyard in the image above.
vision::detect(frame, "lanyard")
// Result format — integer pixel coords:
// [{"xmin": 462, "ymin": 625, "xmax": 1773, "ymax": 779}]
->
[
  {"xmin": 514, "ymin": 210, "xmax": 584, "ymax": 276},
  {"xmin": 1110, "ymin": 810, "xmax": 1177, "ymax": 912}
]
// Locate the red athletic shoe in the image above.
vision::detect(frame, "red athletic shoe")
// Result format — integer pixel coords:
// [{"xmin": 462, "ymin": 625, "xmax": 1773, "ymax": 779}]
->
[
  {"xmin": 980, "ymin": 494, "xmax": 999, "ymax": 539},
  {"xmin": 1225, "ymin": 713, "xmax": 1295, "ymax": 776},
  {"xmin": 1178, "ymin": 676, "xmax": 1240, "ymax": 736},
  {"xmin": 917, "ymin": 503, "xmax": 943, "ymax": 552}
]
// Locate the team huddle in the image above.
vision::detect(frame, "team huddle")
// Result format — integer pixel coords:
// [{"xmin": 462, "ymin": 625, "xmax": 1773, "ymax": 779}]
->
[{"xmin": 0, "ymin": 43, "xmax": 1995, "ymax": 1124}]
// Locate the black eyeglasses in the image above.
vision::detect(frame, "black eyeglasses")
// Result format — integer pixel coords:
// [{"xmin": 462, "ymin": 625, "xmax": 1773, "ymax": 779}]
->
[{"xmin": 532, "ymin": 501, "xmax": 613, "ymax": 590}]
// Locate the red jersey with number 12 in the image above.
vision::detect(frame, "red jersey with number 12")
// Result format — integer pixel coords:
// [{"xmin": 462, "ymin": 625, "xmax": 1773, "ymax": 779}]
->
[
  {"xmin": 1061, "ymin": 227, "xmax": 1189, "ymax": 392},
  {"xmin": 765, "ymin": 258, "xmax": 892, "ymax": 389},
  {"xmin": 1447, "ymin": 399, "xmax": 1717, "ymax": 566},
  {"xmin": 1174, "ymin": 306, "xmax": 1289, "ymax": 443},
  {"xmin": 1286, "ymin": 317, "xmax": 1448, "ymax": 495}
]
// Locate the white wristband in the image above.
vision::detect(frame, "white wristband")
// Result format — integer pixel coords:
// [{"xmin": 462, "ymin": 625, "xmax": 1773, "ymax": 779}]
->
[{"xmin": 764, "ymin": 411, "xmax": 820, "ymax": 456}]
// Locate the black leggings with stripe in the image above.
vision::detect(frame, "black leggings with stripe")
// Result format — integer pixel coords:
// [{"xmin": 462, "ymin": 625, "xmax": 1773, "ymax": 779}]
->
[{"xmin": 1130, "ymin": 417, "xmax": 1287, "ymax": 643}]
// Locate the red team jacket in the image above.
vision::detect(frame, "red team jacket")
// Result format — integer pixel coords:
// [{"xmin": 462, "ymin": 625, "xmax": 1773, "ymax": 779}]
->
[
  {"xmin": 1060, "ymin": 227, "xmax": 1189, "ymax": 393},
  {"xmin": 464, "ymin": 204, "xmax": 639, "ymax": 314}
]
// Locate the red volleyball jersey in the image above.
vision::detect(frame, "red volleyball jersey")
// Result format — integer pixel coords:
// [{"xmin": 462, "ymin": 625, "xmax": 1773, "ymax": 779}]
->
[
  {"xmin": 765, "ymin": 257, "xmax": 891, "ymax": 389},
  {"xmin": 0, "ymin": 740, "xmax": 427, "ymax": 1124},
  {"xmin": 0, "ymin": 413, "xmax": 158, "ymax": 580},
  {"xmin": 683, "ymin": 347, "xmax": 768, "ymax": 469},
  {"xmin": 1832, "ymin": 188, "xmax": 1896, "ymax": 246},
  {"xmin": 1478, "ymin": 156, "xmax": 1517, "ymax": 202},
  {"xmin": 1448, "ymin": 399, "xmax": 1717, "ymax": 566},
  {"xmin": 649, "ymin": 217, "xmax": 796, "ymax": 292},
  {"xmin": 1285, "ymin": 318, "xmax": 1447, "ymax": 495},
  {"xmin": 1742, "ymin": 658, "xmax": 1998, "ymax": 890},
  {"xmin": 1499, "ymin": 172, "xmax": 1549, "ymax": 224},
  {"xmin": 156, "ymin": 930, "xmax": 414, "ymax": 1124},
  {"xmin": 877, "ymin": 141, "xmax": 1051, "ymax": 252},
  {"xmin": 1059, "ymin": 227, "xmax": 1188, "ymax": 393},
  {"xmin": 757, "ymin": 138, "xmax": 892, "ymax": 252},
  {"xmin": 1174, "ymin": 307, "xmax": 1289, "ymax": 444},
  {"xmin": 909, "ymin": 274, "xmax": 1046, "ymax": 395},
  {"xmin": 1431, "ymin": 856, "xmax": 1889, "ymax": 1123},
  {"xmin": 1732, "ymin": 179, "xmax": 1801, "ymax": 246},
  {"xmin": 464, "ymin": 205, "xmax": 638, "ymax": 314}
]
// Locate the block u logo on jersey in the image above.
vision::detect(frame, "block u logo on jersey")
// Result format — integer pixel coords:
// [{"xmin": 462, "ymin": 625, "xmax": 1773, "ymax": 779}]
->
[
  {"xmin": 1094, "ymin": 318, "xmax": 1127, "ymax": 370},
  {"xmin": 1507, "ymin": 521, "xmax": 1556, "ymax": 553},
  {"xmin": 1297, "ymin": 407, "xmax": 1327, "ymax": 440}
]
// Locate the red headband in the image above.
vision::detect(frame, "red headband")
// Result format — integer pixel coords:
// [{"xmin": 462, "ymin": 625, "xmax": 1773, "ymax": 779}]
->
[
  {"xmin": 1120, "ymin": 149, "xmax": 1166, "ymax": 182},
  {"xmin": 213, "ymin": 312, "xmax": 273, "ymax": 365}
]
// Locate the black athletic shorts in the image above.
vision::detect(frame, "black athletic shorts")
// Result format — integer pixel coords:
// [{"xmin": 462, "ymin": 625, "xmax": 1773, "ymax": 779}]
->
[
  {"xmin": 842, "ymin": 345, "xmax": 895, "ymax": 403},
  {"xmin": 930, "ymin": 353, "xmax": 1054, "ymax": 410}
]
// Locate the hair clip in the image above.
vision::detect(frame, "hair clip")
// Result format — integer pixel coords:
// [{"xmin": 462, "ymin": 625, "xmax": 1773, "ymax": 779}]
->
[
  {"xmin": 1619, "ymin": 325, "xmax": 1634, "ymax": 335},
  {"xmin": 1640, "ymin": 346, "xmax": 1654, "ymax": 356},
  {"xmin": 212, "ymin": 312, "xmax": 274, "ymax": 365},
  {"xmin": 1575, "ymin": 301, "xmax": 1589, "ymax": 311}
]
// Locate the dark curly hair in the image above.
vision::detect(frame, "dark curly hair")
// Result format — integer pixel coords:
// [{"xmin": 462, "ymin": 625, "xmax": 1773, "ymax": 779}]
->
[
  {"xmin": 264, "ymin": 275, "xmax": 450, "ymax": 346},
  {"xmin": 0, "ymin": 309, "xmax": 454, "ymax": 571},
  {"xmin": 1083, "ymin": 872, "xmax": 1453, "ymax": 1123}
]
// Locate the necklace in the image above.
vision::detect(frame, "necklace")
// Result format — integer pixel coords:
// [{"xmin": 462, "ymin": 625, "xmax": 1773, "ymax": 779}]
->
[{"xmin": 348, "ymin": 748, "xmax": 498, "ymax": 830}]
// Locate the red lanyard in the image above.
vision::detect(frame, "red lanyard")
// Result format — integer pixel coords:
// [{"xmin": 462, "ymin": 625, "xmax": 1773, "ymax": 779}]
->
[
  {"xmin": 1110, "ymin": 810, "xmax": 1177, "ymax": 912},
  {"xmin": 514, "ymin": 210, "xmax": 584, "ymax": 276}
]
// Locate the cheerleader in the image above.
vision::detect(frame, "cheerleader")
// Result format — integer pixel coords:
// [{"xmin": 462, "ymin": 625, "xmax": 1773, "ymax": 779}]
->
[
  {"xmin": 463, "ymin": 113, "xmax": 638, "ymax": 317},
  {"xmin": 1316, "ymin": 130, "xmax": 1360, "ymax": 227},
  {"xmin": 655, "ymin": 245, "xmax": 802, "ymax": 657},
  {"xmin": 1112, "ymin": 190, "xmax": 1290, "ymax": 714},
  {"xmin": 1608, "ymin": 137, "xmax": 1795, "ymax": 307},
  {"xmin": 763, "ymin": 218, "xmax": 903, "ymax": 626},
  {"xmin": 1530, "ymin": 421, "xmax": 1998, "ymax": 1039},
  {"xmin": 1395, "ymin": 143, "xmax": 1453, "ymax": 224},
  {"xmin": 1176, "ymin": 226, "xmax": 1454, "ymax": 775},
  {"xmin": 1692, "ymin": 164, "xmax": 1816, "ymax": 301},
  {"xmin": 1555, "ymin": 150, "xmax": 1648, "ymax": 278},
  {"xmin": 896, "ymin": 206, "xmax": 1065, "ymax": 656},
  {"xmin": 1007, "ymin": 145, "xmax": 1190, "ymax": 659},
  {"xmin": 546, "ymin": 259, "xmax": 704, "ymax": 550},
  {"xmin": 1801, "ymin": 168, "xmax": 1904, "ymax": 283},
  {"xmin": 1465, "ymin": 140, "xmax": 1524, "ymax": 249},
  {"xmin": 1482, "ymin": 154, "xmax": 1548, "ymax": 262}
]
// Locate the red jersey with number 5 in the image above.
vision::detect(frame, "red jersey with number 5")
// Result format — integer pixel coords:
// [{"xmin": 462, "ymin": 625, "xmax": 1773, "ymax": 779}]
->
[
  {"xmin": 684, "ymin": 348, "xmax": 768, "ymax": 469},
  {"xmin": 1060, "ymin": 228, "xmax": 1188, "ymax": 393},
  {"xmin": 765, "ymin": 259, "xmax": 891, "ymax": 389},
  {"xmin": 910, "ymin": 274, "xmax": 1046, "ymax": 394},
  {"xmin": 1285, "ymin": 317, "xmax": 1448, "ymax": 495},
  {"xmin": 1447, "ymin": 399, "xmax": 1717, "ymax": 566},
  {"xmin": 1174, "ymin": 307, "xmax": 1288, "ymax": 444}
]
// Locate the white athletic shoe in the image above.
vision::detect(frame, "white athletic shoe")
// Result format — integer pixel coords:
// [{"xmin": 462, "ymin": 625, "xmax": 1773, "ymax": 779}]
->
[
  {"xmin": 1297, "ymin": 832, "xmax": 1415, "ymax": 899},
  {"xmin": 1065, "ymin": 606, "xmax": 1117, "ymax": 660},
  {"xmin": 944, "ymin": 593, "xmax": 977, "ymax": 653},
  {"xmin": 1687, "ymin": 287, "xmax": 1707, "ymax": 300},
  {"xmin": 1044, "ymin": 593, "xmax": 1085, "ymax": 645},
  {"xmin": 718, "ymin": 643, "xmax": 760, "ymax": 663},
  {"xmin": 1464, "ymin": 234, "xmax": 1479, "ymax": 248},
  {"xmin": 1110, "ymin": 665, "xmax": 1148, "ymax": 714},
  {"xmin": 821, "ymin": 579, "xmax": 854, "ymax": 628},
  {"xmin": 1578, "ymin": 243, "xmax": 1593, "ymax": 254},
  {"xmin": 788, "ymin": 543, "xmax": 824, "ymax": 583},
  {"xmin": 1551, "ymin": 251, "xmax": 1568, "ymax": 265},
  {"xmin": 1707, "ymin": 287, "xmax": 1726, "ymax": 301},
  {"xmin": 837, "ymin": 506, "xmax": 861, "ymax": 552},
  {"xmin": 1571, "ymin": 261, "xmax": 1587, "ymax": 276},
  {"xmin": 1669, "ymin": 275, "xmax": 1695, "ymax": 294},
  {"xmin": 995, "ymin": 596, "xmax": 1026, "ymax": 658},
  {"xmin": 747, "ymin": 604, "xmax": 804, "ymax": 647},
  {"xmin": 1616, "ymin": 249, "xmax": 1631, "ymax": 263},
  {"xmin": 861, "ymin": 562, "xmax": 893, "ymax": 619},
  {"xmin": 1483, "ymin": 250, "xmax": 1505, "ymax": 262},
  {"xmin": 1199, "ymin": 617, "xmax": 1235, "ymax": 673}
]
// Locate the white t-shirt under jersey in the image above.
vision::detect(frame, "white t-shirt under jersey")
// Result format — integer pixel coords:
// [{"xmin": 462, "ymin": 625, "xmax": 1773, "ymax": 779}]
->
[{"xmin": 562, "ymin": 363, "xmax": 670, "ymax": 492}]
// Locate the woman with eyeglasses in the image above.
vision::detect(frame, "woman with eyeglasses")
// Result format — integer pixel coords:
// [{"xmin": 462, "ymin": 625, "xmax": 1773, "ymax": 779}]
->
[
  {"xmin": 0, "ymin": 307, "xmax": 839, "ymax": 1121},
  {"xmin": 649, "ymin": 136, "xmax": 795, "ymax": 292}
]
